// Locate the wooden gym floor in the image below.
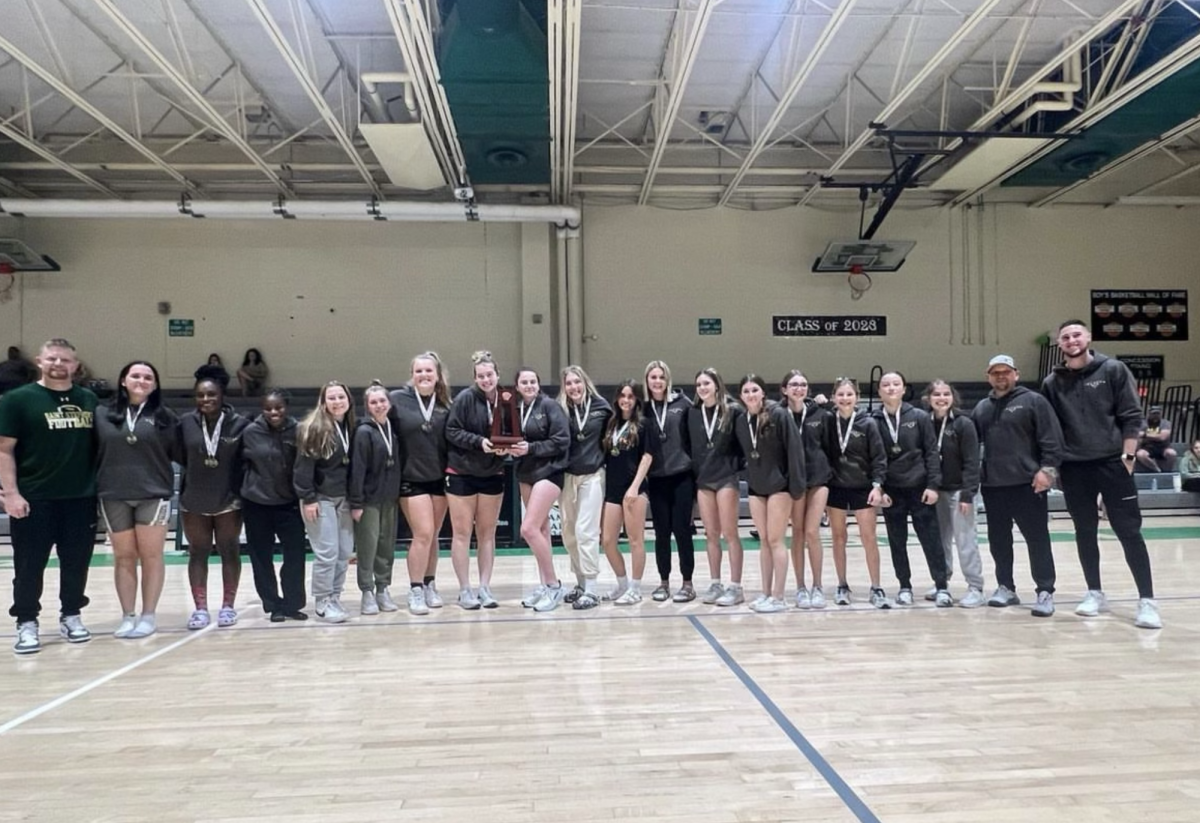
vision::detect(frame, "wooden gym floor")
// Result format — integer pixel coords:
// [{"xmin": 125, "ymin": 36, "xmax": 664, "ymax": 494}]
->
[{"xmin": 1, "ymin": 518, "xmax": 1198, "ymax": 823}]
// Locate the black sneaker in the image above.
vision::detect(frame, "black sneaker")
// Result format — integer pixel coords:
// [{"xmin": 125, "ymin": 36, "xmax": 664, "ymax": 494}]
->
[
  {"xmin": 269, "ymin": 611, "xmax": 286, "ymax": 623},
  {"xmin": 284, "ymin": 610, "xmax": 309, "ymax": 621}
]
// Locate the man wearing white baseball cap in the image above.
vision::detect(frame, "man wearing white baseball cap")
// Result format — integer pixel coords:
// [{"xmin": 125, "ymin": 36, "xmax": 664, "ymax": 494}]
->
[{"xmin": 970, "ymin": 354, "xmax": 1064, "ymax": 618}]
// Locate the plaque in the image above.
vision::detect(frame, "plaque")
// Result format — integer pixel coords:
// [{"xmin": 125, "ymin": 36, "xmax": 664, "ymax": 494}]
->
[{"xmin": 490, "ymin": 388, "xmax": 523, "ymax": 447}]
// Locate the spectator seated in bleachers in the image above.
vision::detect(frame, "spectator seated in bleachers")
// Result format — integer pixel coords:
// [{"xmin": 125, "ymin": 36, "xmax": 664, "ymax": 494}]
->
[
  {"xmin": 1180, "ymin": 439, "xmax": 1200, "ymax": 493},
  {"xmin": 1136, "ymin": 406, "xmax": 1177, "ymax": 472}
]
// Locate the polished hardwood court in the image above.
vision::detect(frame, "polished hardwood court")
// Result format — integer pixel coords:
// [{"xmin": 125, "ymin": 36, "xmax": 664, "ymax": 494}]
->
[{"xmin": 1, "ymin": 519, "xmax": 1197, "ymax": 823}]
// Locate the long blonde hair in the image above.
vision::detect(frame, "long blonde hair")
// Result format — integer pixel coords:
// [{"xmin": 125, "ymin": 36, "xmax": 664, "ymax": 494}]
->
[
  {"xmin": 410, "ymin": 351, "xmax": 451, "ymax": 408},
  {"xmin": 557, "ymin": 364, "xmax": 601, "ymax": 414},
  {"xmin": 693, "ymin": 367, "xmax": 732, "ymax": 432},
  {"xmin": 643, "ymin": 359, "xmax": 673, "ymax": 404},
  {"xmin": 297, "ymin": 380, "xmax": 356, "ymax": 458}
]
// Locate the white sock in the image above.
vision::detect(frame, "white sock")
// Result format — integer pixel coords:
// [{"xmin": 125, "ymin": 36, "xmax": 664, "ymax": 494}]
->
[
  {"xmin": 630, "ymin": 579, "xmax": 641, "ymax": 592},
  {"xmin": 615, "ymin": 575, "xmax": 628, "ymax": 590},
  {"xmin": 584, "ymin": 578, "xmax": 597, "ymax": 595}
]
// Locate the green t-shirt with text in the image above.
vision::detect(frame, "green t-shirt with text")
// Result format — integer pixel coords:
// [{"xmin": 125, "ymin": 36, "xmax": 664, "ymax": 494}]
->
[{"xmin": 0, "ymin": 382, "xmax": 98, "ymax": 500}]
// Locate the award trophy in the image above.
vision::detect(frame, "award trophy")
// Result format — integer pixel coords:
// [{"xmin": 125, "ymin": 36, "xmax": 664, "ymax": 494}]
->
[{"xmin": 489, "ymin": 388, "xmax": 523, "ymax": 448}]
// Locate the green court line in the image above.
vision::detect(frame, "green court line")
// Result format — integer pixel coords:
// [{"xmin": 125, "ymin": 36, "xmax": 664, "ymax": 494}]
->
[{"xmin": 19, "ymin": 524, "xmax": 1199, "ymax": 569}]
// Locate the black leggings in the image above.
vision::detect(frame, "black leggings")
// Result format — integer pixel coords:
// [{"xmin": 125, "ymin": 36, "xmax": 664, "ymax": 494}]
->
[
  {"xmin": 882, "ymin": 485, "xmax": 947, "ymax": 590},
  {"xmin": 1061, "ymin": 458, "xmax": 1154, "ymax": 598},
  {"xmin": 647, "ymin": 471, "xmax": 696, "ymax": 582}
]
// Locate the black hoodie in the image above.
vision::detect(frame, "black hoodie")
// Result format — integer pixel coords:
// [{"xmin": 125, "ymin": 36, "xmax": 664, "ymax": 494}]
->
[
  {"xmin": 293, "ymin": 420, "xmax": 351, "ymax": 503},
  {"xmin": 515, "ymin": 394, "xmax": 571, "ymax": 484},
  {"xmin": 564, "ymin": 394, "xmax": 613, "ymax": 476},
  {"xmin": 930, "ymin": 412, "xmax": 980, "ymax": 503},
  {"xmin": 96, "ymin": 403, "xmax": 181, "ymax": 500},
  {"xmin": 240, "ymin": 413, "xmax": 298, "ymax": 506},
  {"xmin": 735, "ymin": 402, "xmax": 806, "ymax": 498},
  {"xmin": 1041, "ymin": 352, "xmax": 1143, "ymax": 462},
  {"xmin": 791, "ymin": 401, "xmax": 833, "ymax": 488},
  {"xmin": 644, "ymin": 392, "xmax": 692, "ymax": 478},
  {"xmin": 824, "ymin": 410, "xmax": 887, "ymax": 490},
  {"xmin": 389, "ymin": 385, "xmax": 449, "ymax": 483},
  {"xmin": 179, "ymin": 406, "xmax": 248, "ymax": 513},
  {"xmin": 871, "ymin": 402, "xmax": 942, "ymax": 490},
  {"xmin": 445, "ymin": 385, "xmax": 507, "ymax": 477},
  {"xmin": 348, "ymin": 418, "xmax": 403, "ymax": 508},
  {"xmin": 970, "ymin": 386, "xmax": 1063, "ymax": 487},
  {"xmin": 686, "ymin": 399, "xmax": 744, "ymax": 488}
]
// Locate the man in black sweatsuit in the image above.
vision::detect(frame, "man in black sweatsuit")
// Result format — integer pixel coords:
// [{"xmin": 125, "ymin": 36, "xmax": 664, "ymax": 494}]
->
[
  {"xmin": 1042, "ymin": 319, "xmax": 1161, "ymax": 630},
  {"xmin": 971, "ymin": 355, "xmax": 1063, "ymax": 617}
]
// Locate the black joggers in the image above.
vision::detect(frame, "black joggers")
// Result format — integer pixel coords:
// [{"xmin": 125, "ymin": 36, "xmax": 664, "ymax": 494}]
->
[
  {"xmin": 9, "ymin": 496, "xmax": 97, "ymax": 624},
  {"xmin": 242, "ymin": 500, "xmax": 309, "ymax": 614}
]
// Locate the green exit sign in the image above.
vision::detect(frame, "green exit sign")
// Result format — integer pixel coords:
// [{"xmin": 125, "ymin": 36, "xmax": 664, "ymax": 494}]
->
[
  {"xmin": 699, "ymin": 318, "xmax": 722, "ymax": 335},
  {"xmin": 168, "ymin": 318, "xmax": 194, "ymax": 337}
]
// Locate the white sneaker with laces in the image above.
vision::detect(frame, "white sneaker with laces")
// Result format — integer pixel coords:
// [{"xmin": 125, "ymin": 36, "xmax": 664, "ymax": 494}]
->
[
  {"xmin": 987, "ymin": 586, "xmax": 1020, "ymax": 607},
  {"xmin": 521, "ymin": 585, "xmax": 547, "ymax": 608},
  {"xmin": 114, "ymin": 614, "xmax": 138, "ymax": 639},
  {"xmin": 407, "ymin": 587, "xmax": 430, "ymax": 616},
  {"xmin": 316, "ymin": 598, "xmax": 348, "ymax": 623},
  {"xmin": 1074, "ymin": 590, "xmax": 1108, "ymax": 617},
  {"xmin": 958, "ymin": 587, "xmax": 984, "ymax": 609},
  {"xmin": 360, "ymin": 591, "xmax": 379, "ymax": 616},
  {"xmin": 458, "ymin": 589, "xmax": 481, "ymax": 610},
  {"xmin": 923, "ymin": 586, "xmax": 938, "ymax": 602},
  {"xmin": 701, "ymin": 582, "xmax": 725, "ymax": 604},
  {"xmin": 376, "ymin": 587, "xmax": 400, "ymax": 612},
  {"xmin": 14, "ymin": 621, "xmax": 40, "ymax": 655},
  {"xmin": 715, "ymin": 584, "xmax": 745, "ymax": 607},
  {"xmin": 869, "ymin": 588, "xmax": 891, "ymax": 610},
  {"xmin": 533, "ymin": 584, "xmax": 566, "ymax": 612},
  {"xmin": 809, "ymin": 587, "xmax": 827, "ymax": 609},
  {"xmin": 751, "ymin": 592, "xmax": 770, "ymax": 608},
  {"xmin": 934, "ymin": 590, "xmax": 954, "ymax": 608},
  {"xmin": 755, "ymin": 597, "xmax": 788, "ymax": 613},
  {"xmin": 896, "ymin": 589, "xmax": 915, "ymax": 606},
  {"xmin": 477, "ymin": 585, "xmax": 499, "ymax": 609},
  {"xmin": 795, "ymin": 588, "xmax": 811, "ymax": 609},
  {"xmin": 59, "ymin": 615, "xmax": 92, "ymax": 644},
  {"xmin": 1031, "ymin": 590, "xmax": 1055, "ymax": 618},
  {"xmin": 424, "ymin": 582, "xmax": 444, "ymax": 609},
  {"xmin": 1135, "ymin": 598, "xmax": 1162, "ymax": 629}
]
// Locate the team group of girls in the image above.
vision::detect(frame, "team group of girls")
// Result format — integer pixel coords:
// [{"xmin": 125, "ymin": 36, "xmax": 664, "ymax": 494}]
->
[{"xmin": 97, "ymin": 349, "xmax": 983, "ymax": 632}]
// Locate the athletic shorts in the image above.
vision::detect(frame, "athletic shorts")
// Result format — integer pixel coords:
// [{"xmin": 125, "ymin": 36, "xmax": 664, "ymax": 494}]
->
[
  {"xmin": 604, "ymin": 481, "xmax": 647, "ymax": 507},
  {"xmin": 696, "ymin": 477, "xmax": 739, "ymax": 493},
  {"xmin": 100, "ymin": 498, "xmax": 172, "ymax": 533},
  {"xmin": 400, "ymin": 479, "xmax": 446, "ymax": 498},
  {"xmin": 445, "ymin": 473, "xmax": 504, "ymax": 497},
  {"xmin": 826, "ymin": 485, "xmax": 872, "ymax": 511}
]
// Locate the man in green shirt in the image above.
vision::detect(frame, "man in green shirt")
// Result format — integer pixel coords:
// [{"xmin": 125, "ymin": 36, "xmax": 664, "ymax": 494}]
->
[{"xmin": 0, "ymin": 338, "xmax": 99, "ymax": 654}]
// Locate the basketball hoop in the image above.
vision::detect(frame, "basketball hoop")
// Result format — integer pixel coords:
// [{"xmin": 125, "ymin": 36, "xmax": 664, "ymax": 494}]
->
[{"xmin": 847, "ymin": 264, "xmax": 872, "ymax": 301}]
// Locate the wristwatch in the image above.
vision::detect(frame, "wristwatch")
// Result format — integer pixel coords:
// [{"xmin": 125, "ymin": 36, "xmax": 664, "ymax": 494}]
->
[{"xmin": 1121, "ymin": 452, "xmax": 1135, "ymax": 461}]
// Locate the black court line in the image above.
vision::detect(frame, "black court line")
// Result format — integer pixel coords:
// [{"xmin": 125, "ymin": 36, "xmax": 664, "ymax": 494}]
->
[{"xmin": 688, "ymin": 614, "xmax": 882, "ymax": 823}]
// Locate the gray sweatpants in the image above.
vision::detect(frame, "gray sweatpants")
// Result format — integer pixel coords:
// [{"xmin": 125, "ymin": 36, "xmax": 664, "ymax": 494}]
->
[
  {"xmin": 353, "ymin": 503, "xmax": 398, "ymax": 591},
  {"xmin": 306, "ymin": 496, "xmax": 354, "ymax": 602},
  {"xmin": 935, "ymin": 490, "xmax": 984, "ymax": 591}
]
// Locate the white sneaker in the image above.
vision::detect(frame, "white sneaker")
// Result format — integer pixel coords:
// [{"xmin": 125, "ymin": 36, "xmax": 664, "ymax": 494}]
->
[
  {"xmin": 14, "ymin": 621, "xmax": 40, "ymax": 655},
  {"xmin": 896, "ymin": 589, "xmax": 914, "ymax": 606},
  {"xmin": 923, "ymin": 585, "xmax": 938, "ymax": 602},
  {"xmin": 614, "ymin": 587, "xmax": 643, "ymax": 605},
  {"xmin": 533, "ymin": 584, "xmax": 566, "ymax": 612},
  {"xmin": 521, "ymin": 585, "xmax": 547, "ymax": 608},
  {"xmin": 987, "ymin": 586, "xmax": 1020, "ymax": 607},
  {"xmin": 751, "ymin": 592, "xmax": 770, "ymax": 608},
  {"xmin": 316, "ymin": 598, "xmax": 348, "ymax": 624},
  {"xmin": 809, "ymin": 587, "xmax": 826, "ymax": 609},
  {"xmin": 1031, "ymin": 590, "xmax": 1055, "ymax": 618},
  {"xmin": 958, "ymin": 587, "xmax": 984, "ymax": 609},
  {"xmin": 869, "ymin": 587, "xmax": 891, "ymax": 610},
  {"xmin": 715, "ymin": 584, "xmax": 745, "ymax": 607},
  {"xmin": 59, "ymin": 615, "xmax": 92, "ymax": 644},
  {"xmin": 795, "ymin": 588, "xmax": 811, "ymax": 609},
  {"xmin": 360, "ymin": 591, "xmax": 379, "ymax": 616},
  {"xmin": 1074, "ymin": 590, "xmax": 1108, "ymax": 617},
  {"xmin": 114, "ymin": 614, "xmax": 138, "ymax": 639},
  {"xmin": 129, "ymin": 614, "xmax": 157, "ymax": 638},
  {"xmin": 376, "ymin": 588, "xmax": 399, "ymax": 612},
  {"xmin": 477, "ymin": 585, "xmax": 499, "ymax": 609},
  {"xmin": 701, "ymin": 581, "xmax": 725, "ymax": 604},
  {"xmin": 1135, "ymin": 598, "xmax": 1162, "ymax": 629},
  {"xmin": 756, "ymin": 597, "xmax": 788, "ymax": 613},
  {"xmin": 407, "ymin": 587, "xmax": 430, "ymax": 616},
  {"xmin": 424, "ymin": 582, "xmax": 444, "ymax": 609},
  {"xmin": 934, "ymin": 590, "xmax": 953, "ymax": 608},
  {"xmin": 603, "ymin": 584, "xmax": 628, "ymax": 602},
  {"xmin": 458, "ymin": 589, "xmax": 481, "ymax": 610}
]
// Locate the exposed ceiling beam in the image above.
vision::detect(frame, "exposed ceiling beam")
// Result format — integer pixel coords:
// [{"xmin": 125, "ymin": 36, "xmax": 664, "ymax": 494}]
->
[
  {"xmin": 718, "ymin": 0, "xmax": 856, "ymax": 206},
  {"xmin": 638, "ymin": 0, "xmax": 719, "ymax": 205},
  {"xmin": 549, "ymin": 0, "xmax": 583, "ymax": 204},
  {"xmin": 92, "ymin": 0, "xmax": 293, "ymax": 196},
  {"xmin": 303, "ymin": 0, "xmax": 392, "ymax": 125},
  {"xmin": 797, "ymin": 0, "xmax": 1007, "ymax": 207},
  {"xmin": 243, "ymin": 0, "xmax": 381, "ymax": 197},
  {"xmin": 0, "ymin": 122, "xmax": 117, "ymax": 197},
  {"xmin": 383, "ymin": 0, "xmax": 462, "ymax": 185},
  {"xmin": 0, "ymin": 33, "xmax": 196, "ymax": 192}
]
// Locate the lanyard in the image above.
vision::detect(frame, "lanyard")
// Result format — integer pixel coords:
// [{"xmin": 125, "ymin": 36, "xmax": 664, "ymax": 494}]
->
[
  {"xmin": 837, "ymin": 413, "xmax": 854, "ymax": 455},
  {"xmin": 202, "ymin": 412, "xmax": 225, "ymax": 459},
  {"xmin": 520, "ymin": 398, "xmax": 536, "ymax": 432},
  {"xmin": 416, "ymin": 391, "xmax": 436, "ymax": 426},
  {"xmin": 572, "ymin": 397, "xmax": 592, "ymax": 435},
  {"xmin": 882, "ymin": 405, "xmax": 901, "ymax": 445},
  {"xmin": 651, "ymin": 398, "xmax": 668, "ymax": 434},
  {"xmin": 936, "ymin": 412, "xmax": 952, "ymax": 453},
  {"xmin": 702, "ymin": 403, "xmax": 719, "ymax": 446},
  {"xmin": 334, "ymin": 420, "xmax": 350, "ymax": 456},
  {"xmin": 611, "ymin": 421, "xmax": 630, "ymax": 450},
  {"xmin": 747, "ymin": 413, "xmax": 761, "ymax": 454},
  {"xmin": 374, "ymin": 420, "xmax": 393, "ymax": 459},
  {"xmin": 126, "ymin": 404, "xmax": 145, "ymax": 435}
]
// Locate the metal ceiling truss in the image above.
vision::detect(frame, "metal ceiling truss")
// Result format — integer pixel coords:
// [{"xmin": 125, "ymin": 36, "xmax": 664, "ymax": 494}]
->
[
  {"xmin": 92, "ymin": 0, "xmax": 293, "ymax": 196},
  {"xmin": 0, "ymin": 33, "xmax": 195, "ymax": 192},
  {"xmin": 244, "ymin": 0, "xmax": 381, "ymax": 197},
  {"xmin": 0, "ymin": 121, "xmax": 117, "ymax": 196},
  {"xmin": 549, "ymin": 0, "xmax": 583, "ymax": 204},
  {"xmin": 383, "ymin": 0, "xmax": 464, "ymax": 187},
  {"xmin": 798, "ymin": 0, "xmax": 1008, "ymax": 207},
  {"xmin": 718, "ymin": 0, "xmax": 857, "ymax": 206},
  {"xmin": 638, "ymin": 0, "xmax": 720, "ymax": 205}
]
